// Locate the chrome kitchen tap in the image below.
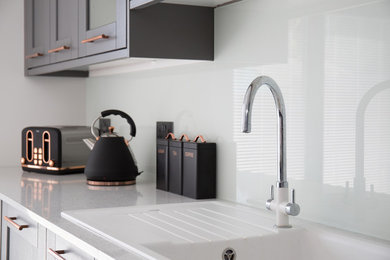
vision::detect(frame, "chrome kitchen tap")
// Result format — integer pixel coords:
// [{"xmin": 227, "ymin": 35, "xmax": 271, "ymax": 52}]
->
[{"xmin": 242, "ymin": 76, "xmax": 300, "ymax": 228}]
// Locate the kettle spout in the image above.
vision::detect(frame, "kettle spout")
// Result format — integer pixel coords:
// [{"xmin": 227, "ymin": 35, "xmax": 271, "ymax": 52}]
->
[{"xmin": 83, "ymin": 138, "xmax": 96, "ymax": 150}]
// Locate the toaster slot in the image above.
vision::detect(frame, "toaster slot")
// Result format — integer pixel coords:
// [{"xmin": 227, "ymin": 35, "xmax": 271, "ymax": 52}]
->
[
  {"xmin": 26, "ymin": 130, "xmax": 33, "ymax": 162},
  {"xmin": 42, "ymin": 131, "xmax": 50, "ymax": 163}
]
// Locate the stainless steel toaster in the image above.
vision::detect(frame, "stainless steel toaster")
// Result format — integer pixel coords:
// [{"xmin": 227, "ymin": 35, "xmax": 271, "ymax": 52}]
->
[{"xmin": 21, "ymin": 126, "xmax": 93, "ymax": 174}]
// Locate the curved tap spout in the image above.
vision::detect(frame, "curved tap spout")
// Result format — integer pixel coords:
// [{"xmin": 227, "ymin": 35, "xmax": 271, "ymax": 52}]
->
[{"xmin": 241, "ymin": 76, "xmax": 287, "ymax": 188}]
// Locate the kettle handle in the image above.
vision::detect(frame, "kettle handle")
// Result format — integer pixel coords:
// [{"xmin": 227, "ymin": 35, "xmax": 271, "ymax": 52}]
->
[
  {"xmin": 101, "ymin": 109, "xmax": 136, "ymax": 137},
  {"xmin": 90, "ymin": 110, "xmax": 136, "ymax": 141}
]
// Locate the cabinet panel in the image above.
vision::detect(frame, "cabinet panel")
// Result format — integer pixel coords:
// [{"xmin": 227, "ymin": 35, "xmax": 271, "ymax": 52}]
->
[
  {"xmin": 25, "ymin": 0, "xmax": 51, "ymax": 68},
  {"xmin": 47, "ymin": 230, "xmax": 94, "ymax": 260},
  {"xmin": 89, "ymin": 0, "xmax": 117, "ymax": 29},
  {"xmin": 4, "ymin": 229, "xmax": 38, "ymax": 260},
  {"xmin": 2, "ymin": 203, "xmax": 38, "ymax": 248},
  {"xmin": 1, "ymin": 203, "xmax": 45, "ymax": 260},
  {"xmin": 78, "ymin": 0, "xmax": 127, "ymax": 57},
  {"xmin": 48, "ymin": 0, "xmax": 79, "ymax": 63}
]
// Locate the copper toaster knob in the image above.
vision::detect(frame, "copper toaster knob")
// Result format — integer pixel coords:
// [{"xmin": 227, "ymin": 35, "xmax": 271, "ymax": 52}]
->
[
  {"xmin": 20, "ymin": 157, "xmax": 26, "ymax": 164},
  {"xmin": 49, "ymin": 160, "xmax": 54, "ymax": 167}
]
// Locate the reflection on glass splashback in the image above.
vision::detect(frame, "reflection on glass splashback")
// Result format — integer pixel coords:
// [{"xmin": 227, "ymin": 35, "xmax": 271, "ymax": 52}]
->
[
  {"xmin": 234, "ymin": 0, "xmax": 390, "ymax": 240},
  {"xmin": 324, "ymin": 10, "xmax": 390, "ymax": 193},
  {"xmin": 88, "ymin": 0, "xmax": 116, "ymax": 30},
  {"xmin": 84, "ymin": 0, "xmax": 390, "ymax": 242}
]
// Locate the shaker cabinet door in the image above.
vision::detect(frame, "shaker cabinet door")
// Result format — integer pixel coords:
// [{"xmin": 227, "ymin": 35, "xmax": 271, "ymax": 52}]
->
[
  {"xmin": 1, "ymin": 203, "xmax": 45, "ymax": 260},
  {"xmin": 78, "ymin": 0, "xmax": 127, "ymax": 57},
  {"xmin": 48, "ymin": 0, "xmax": 79, "ymax": 63},
  {"xmin": 47, "ymin": 229, "xmax": 95, "ymax": 260},
  {"xmin": 25, "ymin": 0, "xmax": 50, "ymax": 68}
]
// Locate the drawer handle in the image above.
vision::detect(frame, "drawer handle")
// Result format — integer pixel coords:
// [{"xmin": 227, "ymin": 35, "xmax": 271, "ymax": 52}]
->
[
  {"xmin": 81, "ymin": 34, "xmax": 109, "ymax": 44},
  {"xmin": 3, "ymin": 216, "xmax": 29, "ymax": 230},
  {"xmin": 25, "ymin": 53, "xmax": 43, "ymax": 59},
  {"xmin": 48, "ymin": 248, "xmax": 66, "ymax": 260},
  {"xmin": 48, "ymin": 46, "xmax": 70, "ymax": 53}
]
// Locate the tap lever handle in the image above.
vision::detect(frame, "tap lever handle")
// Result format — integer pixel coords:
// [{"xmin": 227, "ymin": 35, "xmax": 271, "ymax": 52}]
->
[
  {"xmin": 285, "ymin": 188, "xmax": 300, "ymax": 216},
  {"xmin": 291, "ymin": 189, "xmax": 295, "ymax": 203},
  {"xmin": 266, "ymin": 185, "xmax": 274, "ymax": 211}
]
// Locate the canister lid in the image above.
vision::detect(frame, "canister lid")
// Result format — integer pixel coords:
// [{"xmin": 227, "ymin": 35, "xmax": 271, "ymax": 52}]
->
[
  {"xmin": 169, "ymin": 139, "xmax": 183, "ymax": 148},
  {"xmin": 157, "ymin": 138, "xmax": 169, "ymax": 145},
  {"xmin": 183, "ymin": 141, "xmax": 216, "ymax": 150}
]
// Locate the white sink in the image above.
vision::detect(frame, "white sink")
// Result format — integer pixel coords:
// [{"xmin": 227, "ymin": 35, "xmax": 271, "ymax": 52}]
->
[{"xmin": 62, "ymin": 201, "xmax": 390, "ymax": 260}]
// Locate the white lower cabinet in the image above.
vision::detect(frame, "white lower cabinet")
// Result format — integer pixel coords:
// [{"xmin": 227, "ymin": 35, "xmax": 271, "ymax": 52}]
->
[
  {"xmin": 1, "ymin": 202, "xmax": 45, "ymax": 260},
  {"xmin": 1, "ymin": 202, "xmax": 95, "ymax": 260},
  {"xmin": 47, "ymin": 229, "xmax": 94, "ymax": 260}
]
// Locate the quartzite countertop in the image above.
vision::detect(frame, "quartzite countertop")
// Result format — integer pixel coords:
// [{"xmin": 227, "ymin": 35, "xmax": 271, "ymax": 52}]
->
[{"xmin": 0, "ymin": 167, "xmax": 194, "ymax": 259}]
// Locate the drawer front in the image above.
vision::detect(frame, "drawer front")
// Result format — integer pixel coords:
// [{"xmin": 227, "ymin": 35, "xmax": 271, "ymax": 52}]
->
[
  {"xmin": 2, "ymin": 203, "xmax": 38, "ymax": 247},
  {"xmin": 47, "ymin": 230, "xmax": 94, "ymax": 260}
]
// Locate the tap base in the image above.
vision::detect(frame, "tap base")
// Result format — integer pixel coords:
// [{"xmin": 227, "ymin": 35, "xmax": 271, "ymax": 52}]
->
[
  {"xmin": 273, "ymin": 224, "xmax": 292, "ymax": 229},
  {"xmin": 276, "ymin": 187, "xmax": 290, "ymax": 227}
]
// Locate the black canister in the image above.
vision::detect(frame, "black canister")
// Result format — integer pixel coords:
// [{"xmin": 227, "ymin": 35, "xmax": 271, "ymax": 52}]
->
[
  {"xmin": 168, "ymin": 139, "xmax": 182, "ymax": 194},
  {"xmin": 183, "ymin": 136, "xmax": 216, "ymax": 199},
  {"xmin": 156, "ymin": 138, "xmax": 169, "ymax": 191},
  {"xmin": 168, "ymin": 134, "xmax": 191, "ymax": 195}
]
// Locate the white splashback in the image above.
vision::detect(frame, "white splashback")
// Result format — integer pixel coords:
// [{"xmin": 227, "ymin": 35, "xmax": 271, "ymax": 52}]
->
[{"xmin": 86, "ymin": 0, "xmax": 390, "ymax": 240}]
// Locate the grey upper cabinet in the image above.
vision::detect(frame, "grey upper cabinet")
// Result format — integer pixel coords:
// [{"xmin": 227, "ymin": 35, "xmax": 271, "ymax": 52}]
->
[
  {"xmin": 48, "ymin": 0, "xmax": 79, "ymax": 63},
  {"xmin": 25, "ymin": 1, "xmax": 214, "ymax": 77},
  {"xmin": 78, "ymin": 0, "xmax": 127, "ymax": 57},
  {"xmin": 25, "ymin": 0, "xmax": 50, "ymax": 68}
]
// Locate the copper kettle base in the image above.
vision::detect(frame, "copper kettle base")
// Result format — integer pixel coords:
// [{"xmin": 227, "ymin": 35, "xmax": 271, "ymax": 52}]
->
[{"xmin": 87, "ymin": 180, "xmax": 136, "ymax": 186}]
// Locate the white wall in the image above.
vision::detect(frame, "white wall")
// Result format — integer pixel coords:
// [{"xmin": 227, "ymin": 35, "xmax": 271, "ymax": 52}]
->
[
  {"xmin": 0, "ymin": 0, "xmax": 86, "ymax": 167},
  {"xmin": 84, "ymin": 0, "xmax": 390, "ymax": 241}
]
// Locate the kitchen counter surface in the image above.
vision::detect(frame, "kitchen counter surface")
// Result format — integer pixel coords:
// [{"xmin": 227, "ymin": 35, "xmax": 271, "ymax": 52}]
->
[{"xmin": 0, "ymin": 167, "xmax": 194, "ymax": 259}]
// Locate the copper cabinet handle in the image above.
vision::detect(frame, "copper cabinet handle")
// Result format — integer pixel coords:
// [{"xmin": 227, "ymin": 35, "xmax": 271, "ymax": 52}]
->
[
  {"xmin": 3, "ymin": 216, "xmax": 29, "ymax": 230},
  {"xmin": 25, "ymin": 53, "xmax": 43, "ymax": 59},
  {"xmin": 81, "ymin": 34, "xmax": 109, "ymax": 44},
  {"xmin": 48, "ymin": 248, "xmax": 66, "ymax": 260},
  {"xmin": 48, "ymin": 46, "xmax": 70, "ymax": 53}
]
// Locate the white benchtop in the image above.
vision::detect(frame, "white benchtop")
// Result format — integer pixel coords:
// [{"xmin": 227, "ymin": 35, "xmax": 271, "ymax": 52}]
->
[{"xmin": 0, "ymin": 167, "xmax": 194, "ymax": 260}]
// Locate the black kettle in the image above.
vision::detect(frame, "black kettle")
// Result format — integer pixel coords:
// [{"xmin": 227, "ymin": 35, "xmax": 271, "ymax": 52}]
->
[{"xmin": 83, "ymin": 109, "xmax": 141, "ymax": 186}]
